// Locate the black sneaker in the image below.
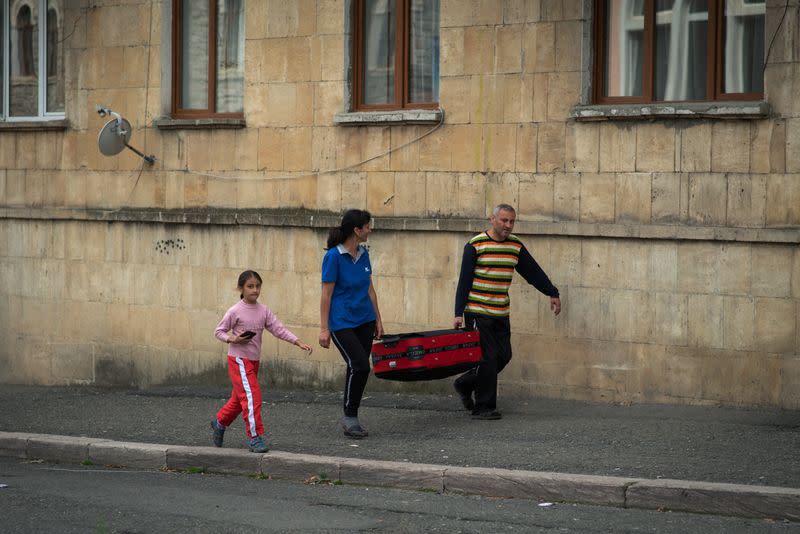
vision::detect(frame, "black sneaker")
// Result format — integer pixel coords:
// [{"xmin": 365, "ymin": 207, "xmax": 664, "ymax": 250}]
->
[
  {"xmin": 210, "ymin": 420, "xmax": 225, "ymax": 447},
  {"xmin": 249, "ymin": 435, "xmax": 269, "ymax": 453},
  {"xmin": 342, "ymin": 417, "xmax": 368, "ymax": 439},
  {"xmin": 471, "ymin": 410, "xmax": 502, "ymax": 420},
  {"xmin": 453, "ymin": 382, "xmax": 475, "ymax": 412}
]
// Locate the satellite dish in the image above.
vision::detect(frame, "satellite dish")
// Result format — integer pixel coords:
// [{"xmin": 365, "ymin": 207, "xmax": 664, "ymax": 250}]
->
[
  {"xmin": 96, "ymin": 106, "xmax": 156, "ymax": 164},
  {"xmin": 98, "ymin": 117, "xmax": 132, "ymax": 156}
]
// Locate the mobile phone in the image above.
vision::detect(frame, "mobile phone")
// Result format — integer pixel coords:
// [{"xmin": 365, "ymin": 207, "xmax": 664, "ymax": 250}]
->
[{"xmin": 241, "ymin": 331, "xmax": 256, "ymax": 339}]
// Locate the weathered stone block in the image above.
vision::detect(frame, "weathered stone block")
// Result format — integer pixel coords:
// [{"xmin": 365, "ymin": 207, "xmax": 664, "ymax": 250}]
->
[
  {"xmin": 547, "ymin": 72, "xmax": 580, "ymax": 121},
  {"xmin": 519, "ymin": 174, "xmax": 553, "ymax": 221},
  {"xmin": 754, "ymin": 298, "xmax": 797, "ymax": 354},
  {"xmin": 636, "ymin": 124, "xmax": 675, "ymax": 172},
  {"xmin": 88, "ymin": 441, "xmax": 168, "ymax": 469},
  {"xmin": 615, "ymin": 173, "xmax": 652, "ymax": 224},
  {"xmin": 723, "ymin": 296, "xmax": 755, "ymax": 351},
  {"xmin": 579, "ymin": 173, "xmax": 615, "ymax": 223},
  {"xmin": 626, "ymin": 479, "xmax": 800, "ymax": 521},
  {"xmin": 0, "ymin": 432, "xmax": 30, "ymax": 459},
  {"xmin": 565, "ymin": 122, "xmax": 599, "ymax": 172},
  {"xmin": 752, "ymin": 245, "xmax": 793, "ymax": 298},
  {"xmin": 599, "ymin": 123, "xmax": 636, "ymax": 173},
  {"xmin": 457, "ymin": 172, "xmax": 486, "ymax": 217},
  {"xmin": 486, "ymin": 172, "xmax": 520, "ymax": 211},
  {"xmin": 687, "ymin": 294, "xmax": 724, "ymax": 349},
  {"xmin": 538, "ymin": 123, "xmax": 565, "ymax": 173},
  {"xmin": 426, "ymin": 173, "xmax": 458, "ymax": 216},
  {"xmin": 484, "ymin": 125, "xmax": 517, "ymax": 172},
  {"xmin": 464, "ymin": 27, "xmax": 494, "ymax": 74},
  {"xmin": 523, "ymin": 22, "xmax": 554, "ymax": 73},
  {"xmin": 711, "ymin": 122, "xmax": 751, "ymax": 173},
  {"xmin": 496, "ymin": 24, "xmax": 523, "ymax": 74},
  {"xmin": 260, "ymin": 451, "xmax": 340, "ymax": 481},
  {"xmin": 679, "ymin": 123, "xmax": 712, "ymax": 172},
  {"xmin": 515, "ymin": 122, "xmax": 538, "ymax": 172},
  {"xmin": 727, "ymin": 174, "xmax": 766, "ymax": 228},
  {"xmin": 27, "ymin": 434, "xmax": 109, "ymax": 464},
  {"xmin": 444, "ymin": 466, "xmax": 636, "ymax": 506},
  {"xmin": 167, "ymin": 445, "xmax": 262, "ymax": 474},
  {"xmin": 765, "ymin": 174, "xmax": 800, "ymax": 226},
  {"xmin": 688, "ymin": 173, "xmax": 726, "ymax": 226},
  {"xmin": 339, "ymin": 458, "xmax": 444, "ymax": 492},
  {"xmin": 677, "ymin": 242, "xmax": 719, "ymax": 294},
  {"xmin": 719, "ymin": 243, "xmax": 752, "ymax": 296}
]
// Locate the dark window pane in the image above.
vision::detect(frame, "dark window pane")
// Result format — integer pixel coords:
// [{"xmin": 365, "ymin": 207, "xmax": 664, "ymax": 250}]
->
[
  {"xmin": 723, "ymin": 0, "xmax": 764, "ymax": 93},
  {"xmin": 46, "ymin": 1, "xmax": 64, "ymax": 113},
  {"xmin": 362, "ymin": 0, "xmax": 395, "ymax": 105},
  {"xmin": 603, "ymin": 0, "xmax": 643, "ymax": 97},
  {"xmin": 216, "ymin": 0, "xmax": 243, "ymax": 112},
  {"xmin": 408, "ymin": 0, "xmax": 439, "ymax": 104},
  {"xmin": 180, "ymin": 0, "xmax": 209, "ymax": 109},
  {"xmin": 10, "ymin": 4, "xmax": 38, "ymax": 116},
  {"xmin": 654, "ymin": 0, "xmax": 708, "ymax": 101}
]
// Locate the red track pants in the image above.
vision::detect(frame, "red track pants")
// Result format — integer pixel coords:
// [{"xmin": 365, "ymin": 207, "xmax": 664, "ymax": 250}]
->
[{"xmin": 216, "ymin": 356, "xmax": 263, "ymax": 438}]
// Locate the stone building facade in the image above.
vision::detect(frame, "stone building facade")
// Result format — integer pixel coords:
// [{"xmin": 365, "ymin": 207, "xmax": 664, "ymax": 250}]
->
[{"xmin": 0, "ymin": 0, "xmax": 798, "ymax": 407}]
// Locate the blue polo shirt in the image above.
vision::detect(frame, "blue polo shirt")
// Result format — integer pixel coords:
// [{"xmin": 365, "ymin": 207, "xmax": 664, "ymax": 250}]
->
[{"xmin": 321, "ymin": 244, "xmax": 376, "ymax": 332}]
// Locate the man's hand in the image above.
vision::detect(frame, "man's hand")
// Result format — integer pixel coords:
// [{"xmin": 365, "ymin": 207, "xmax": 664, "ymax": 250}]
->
[
  {"xmin": 550, "ymin": 297, "xmax": 561, "ymax": 316},
  {"xmin": 453, "ymin": 316, "xmax": 463, "ymax": 329},
  {"xmin": 318, "ymin": 329, "xmax": 331, "ymax": 349},
  {"xmin": 375, "ymin": 320, "xmax": 384, "ymax": 339}
]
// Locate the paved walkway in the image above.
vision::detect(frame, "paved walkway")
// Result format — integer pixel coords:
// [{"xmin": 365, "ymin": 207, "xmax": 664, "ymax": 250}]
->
[{"xmin": 1, "ymin": 385, "xmax": 798, "ymax": 520}]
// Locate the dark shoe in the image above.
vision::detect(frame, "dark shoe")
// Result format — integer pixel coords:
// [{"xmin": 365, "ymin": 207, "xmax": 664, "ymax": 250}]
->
[
  {"xmin": 249, "ymin": 435, "xmax": 269, "ymax": 453},
  {"xmin": 471, "ymin": 410, "xmax": 502, "ymax": 420},
  {"xmin": 453, "ymin": 382, "xmax": 475, "ymax": 412},
  {"xmin": 211, "ymin": 420, "xmax": 225, "ymax": 447},
  {"xmin": 342, "ymin": 417, "xmax": 368, "ymax": 439}
]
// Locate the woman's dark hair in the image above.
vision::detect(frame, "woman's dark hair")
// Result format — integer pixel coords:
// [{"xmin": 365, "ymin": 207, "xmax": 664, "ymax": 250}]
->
[
  {"xmin": 326, "ymin": 209, "xmax": 371, "ymax": 250},
  {"xmin": 237, "ymin": 270, "xmax": 262, "ymax": 299}
]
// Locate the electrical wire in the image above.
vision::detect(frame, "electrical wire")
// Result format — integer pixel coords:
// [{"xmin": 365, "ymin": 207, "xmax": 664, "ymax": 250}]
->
[{"xmin": 763, "ymin": 0, "xmax": 790, "ymax": 75}]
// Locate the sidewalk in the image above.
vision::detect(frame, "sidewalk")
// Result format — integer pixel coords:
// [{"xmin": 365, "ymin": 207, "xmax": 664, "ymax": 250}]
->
[{"xmin": 1, "ymin": 385, "xmax": 798, "ymax": 520}]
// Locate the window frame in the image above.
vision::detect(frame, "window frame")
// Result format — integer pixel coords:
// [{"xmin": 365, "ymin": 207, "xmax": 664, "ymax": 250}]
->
[
  {"xmin": 1, "ymin": 0, "xmax": 65, "ymax": 122},
  {"xmin": 351, "ymin": 0, "xmax": 439, "ymax": 112},
  {"xmin": 170, "ymin": 0, "xmax": 243, "ymax": 119},
  {"xmin": 592, "ymin": 0, "xmax": 764, "ymax": 105}
]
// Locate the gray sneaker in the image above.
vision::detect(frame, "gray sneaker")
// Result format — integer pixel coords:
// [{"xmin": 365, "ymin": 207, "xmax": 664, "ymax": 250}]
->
[
  {"xmin": 249, "ymin": 435, "xmax": 269, "ymax": 453},
  {"xmin": 210, "ymin": 420, "xmax": 225, "ymax": 447},
  {"xmin": 342, "ymin": 416, "xmax": 368, "ymax": 439}
]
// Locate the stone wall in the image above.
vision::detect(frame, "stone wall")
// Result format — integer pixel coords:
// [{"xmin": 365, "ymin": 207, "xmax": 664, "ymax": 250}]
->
[{"xmin": 0, "ymin": 0, "xmax": 798, "ymax": 407}]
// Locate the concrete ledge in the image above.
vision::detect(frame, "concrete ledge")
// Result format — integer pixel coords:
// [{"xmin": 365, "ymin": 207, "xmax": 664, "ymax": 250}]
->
[
  {"xmin": 2, "ymin": 433, "xmax": 798, "ymax": 521},
  {"xmin": 261, "ymin": 451, "xmax": 340, "ymax": 481},
  {"xmin": 88, "ymin": 441, "xmax": 168, "ymax": 470},
  {"xmin": 166, "ymin": 445, "xmax": 262, "ymax": 475},
  {"xmin": 443, "ymin": 466, "xmax": 638, "ymax": 506},
  {"xmin": 0, "ymin": 432, "xmax": 31, "ymax": 458},
  {"xmin": 3, "ymin": 207, "xmax": 798, "ymax": 244},
  {"xmin": 26, "ymin": 434, "xmax": 110, "ymax": 464},
  {"xmin": 339, "ymin": 458, "xmax": 445, "ymax": 492},
  {"xmin": 627, "ymin": 479, "xmax": 800, "ymax": 521}
]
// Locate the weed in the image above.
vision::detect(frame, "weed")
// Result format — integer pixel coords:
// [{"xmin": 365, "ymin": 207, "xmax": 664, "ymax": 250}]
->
[
  {"xmin": 81, "ymin": 459, "xmax": 94, "ymax": 466},
  {"xmin": 184, "ymin": 467, "xmax": 205, "ymax": 474}
]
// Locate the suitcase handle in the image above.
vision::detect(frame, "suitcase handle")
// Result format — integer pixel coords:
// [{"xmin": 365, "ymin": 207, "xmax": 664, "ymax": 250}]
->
[{"xmin": 378, "ymin": 333, "xmax": 424, "ymax": 348}]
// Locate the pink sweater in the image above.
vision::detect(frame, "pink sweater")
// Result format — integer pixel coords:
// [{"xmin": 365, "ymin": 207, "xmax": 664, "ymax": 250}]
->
[{"xmin": 214, "ymin": 300, "xmax": 298, "ymax": 361}]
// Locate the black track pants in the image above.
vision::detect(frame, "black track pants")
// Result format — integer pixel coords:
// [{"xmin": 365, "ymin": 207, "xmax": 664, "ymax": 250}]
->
[
  {"xmin": 330, "ymin": 321, "xmax": 376, "ymax": 417},
  {"xmin": 454, "ymin": 314, "xmax": 512, "ymax": 412}
]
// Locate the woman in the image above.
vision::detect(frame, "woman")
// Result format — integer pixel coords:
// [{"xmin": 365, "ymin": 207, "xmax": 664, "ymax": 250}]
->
[{"xmin": 319, "ymin": 209, "xmax": 384, "ymax": 439}]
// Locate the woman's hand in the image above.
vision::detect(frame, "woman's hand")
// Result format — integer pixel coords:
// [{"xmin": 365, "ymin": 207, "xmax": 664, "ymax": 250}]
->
[
  {"xmin": 318, "ymin": 329, "xmax": 331, "ymax": 349},
  {"xmin": 374, "ymin": 320, "xmax": 384, "ymax": 339},
  {"xmin": 295, "ymin": 340, "xmax": 313, "ymax": 355}
]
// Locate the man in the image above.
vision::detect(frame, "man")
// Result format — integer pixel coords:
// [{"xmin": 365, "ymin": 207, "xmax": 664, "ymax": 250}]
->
[{"xmin": 453, "ymin": 204, "xmax": 561, "ymax": 420}]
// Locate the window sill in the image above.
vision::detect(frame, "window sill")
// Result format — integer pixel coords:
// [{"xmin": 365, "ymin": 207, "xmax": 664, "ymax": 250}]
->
[
  {"xmin": 334, "ymin": 109, "xmax": 443, "ymax": 126},
  {"xmin": 570, "ymin": 101, "xmax": 770, "ymax": 121},
  {"xmin": 0, "ymin": 119, "xmax": 69, "ymax": 132},
  {"xmin": 153, "ymin": 117, "xmax": 246, "ymax": 130}
]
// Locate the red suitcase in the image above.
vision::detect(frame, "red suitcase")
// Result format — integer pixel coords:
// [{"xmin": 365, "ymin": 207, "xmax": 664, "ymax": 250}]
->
[{"xmin": 371, "ymin": 329, "xmax": 482, "ymax": 381}]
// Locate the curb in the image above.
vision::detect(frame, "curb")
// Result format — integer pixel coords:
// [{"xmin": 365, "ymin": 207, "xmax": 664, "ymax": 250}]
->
[{"xmin": 1, "ymin": 432, "xmax": 798, "ymax": 521}]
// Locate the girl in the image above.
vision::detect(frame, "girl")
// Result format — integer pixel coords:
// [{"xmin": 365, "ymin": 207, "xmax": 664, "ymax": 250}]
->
[
  {"xmin": 212, "ymin": 270, "xmax": 312, "ymax": 453},
  {"xmin": 319, "ymin": 209, "xmax": 384, "ymax": 439}
]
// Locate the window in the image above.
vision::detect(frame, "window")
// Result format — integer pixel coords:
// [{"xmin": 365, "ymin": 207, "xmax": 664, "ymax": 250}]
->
[
  {"xmin": 171, "ymin": 0, "xmax": 243, "ymax": 118},
  {"xmin": 593, "ymin": 0, "xmax": 765, "ymax": 104},
  {"xmin": 353, "ymin": 0, "xmax": 440, "ymax": 111},
  {"xmin": 1, "ymin": 0, "xmax": 64, "ymax": 120}
]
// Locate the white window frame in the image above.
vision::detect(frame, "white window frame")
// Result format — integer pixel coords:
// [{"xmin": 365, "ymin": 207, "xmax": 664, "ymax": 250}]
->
[{"xmin": 1, "ymin": 0, "xmax": 66, "ymax": 121}]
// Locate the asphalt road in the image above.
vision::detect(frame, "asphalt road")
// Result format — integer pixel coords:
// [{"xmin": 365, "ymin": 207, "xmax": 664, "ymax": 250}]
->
[
  {"xmin": 1, "ymin": 457, "xmax": 797, "ymax": 533},
  {"xmin": 1, "ymin": 385, "xmax": 798, "ymax": 488}
]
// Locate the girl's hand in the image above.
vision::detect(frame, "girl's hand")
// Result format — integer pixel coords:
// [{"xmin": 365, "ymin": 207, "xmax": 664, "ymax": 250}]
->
[
  {"xmin": 319, "ymin": 329, "xmax": 331, "ymax": 349},
  {"xmin": 228, "ymin": 335, "xmax": 245, "ymax": 345},
  {"xmin": 374, "ymin": 320, "xmax": 384, "ymax": 339},
  {"xmin": 295, "ymin": 340, "xmax": 313, "ymax": 355}
]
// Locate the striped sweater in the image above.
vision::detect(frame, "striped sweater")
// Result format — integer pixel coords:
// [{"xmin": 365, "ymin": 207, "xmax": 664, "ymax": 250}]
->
[{"xmin": 455, "ymin": 232, "xmax": 559, "ymax": 318}]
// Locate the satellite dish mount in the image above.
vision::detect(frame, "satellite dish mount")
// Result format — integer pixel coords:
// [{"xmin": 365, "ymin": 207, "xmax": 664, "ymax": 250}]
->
[{"xmin": 96, "ymin": 106, "xmax": 156, "ymax": 164}]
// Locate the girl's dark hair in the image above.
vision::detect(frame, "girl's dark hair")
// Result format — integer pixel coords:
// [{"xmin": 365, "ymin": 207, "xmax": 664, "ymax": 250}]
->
[
  {"xmin": 238, "ymin": 270, "xmax": 262, "ymax": 299},
  {"xmin": 326, "ymin": 209, "xmax": 371, "ymax": 250}
]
